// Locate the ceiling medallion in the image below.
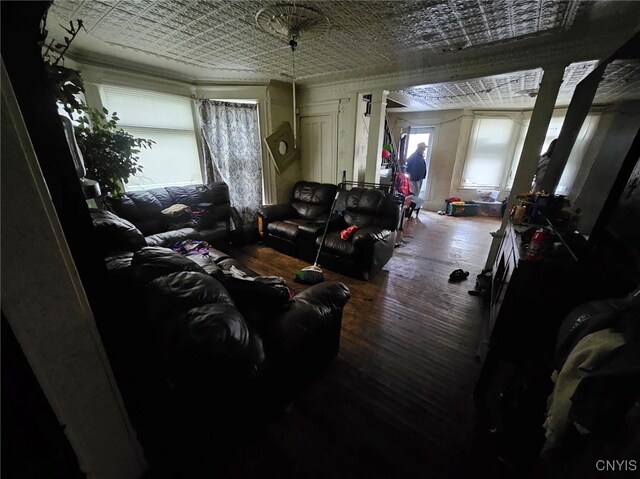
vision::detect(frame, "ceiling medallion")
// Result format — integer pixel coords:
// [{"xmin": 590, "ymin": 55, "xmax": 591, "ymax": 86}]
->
[{"xmin": 255, "ymin": 3, "xmax": 331, "ymax": 43}]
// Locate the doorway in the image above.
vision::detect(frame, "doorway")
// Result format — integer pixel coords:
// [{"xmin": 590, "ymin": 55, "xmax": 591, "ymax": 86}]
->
[{"xmin": 404, "ymin": 126, "xmax": 435, "ymax": 198}]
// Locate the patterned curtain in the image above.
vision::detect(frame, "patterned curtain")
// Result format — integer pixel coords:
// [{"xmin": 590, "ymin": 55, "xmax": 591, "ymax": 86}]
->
[{"xmin": 197, "ymin": 99, "xmax": 263, "ymax": 225}]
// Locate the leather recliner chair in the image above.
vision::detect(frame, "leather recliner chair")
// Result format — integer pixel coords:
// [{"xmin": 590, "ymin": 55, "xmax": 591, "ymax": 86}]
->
[
  {"xmin": 315, "ymin": 187, "xmax": 402, "ymax": 280},
  {"xmin": 258, "ymin": 181, "xmax": 339, "ymax": 261}
]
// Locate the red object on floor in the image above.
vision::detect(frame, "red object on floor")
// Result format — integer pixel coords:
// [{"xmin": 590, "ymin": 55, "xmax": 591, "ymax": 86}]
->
[{"xmin": 340, "ymin": 225, "xmax": 359, "ymax": 240}]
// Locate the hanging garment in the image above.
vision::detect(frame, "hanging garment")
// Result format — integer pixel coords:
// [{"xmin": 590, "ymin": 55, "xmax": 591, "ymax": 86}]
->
[{"xmin": 541, "ymin": 328, "xmax": 626, "ymax": 457}]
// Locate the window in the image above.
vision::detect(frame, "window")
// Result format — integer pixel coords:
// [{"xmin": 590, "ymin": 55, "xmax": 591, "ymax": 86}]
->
[
  {"xmin": 555, "ymin": 114, "xmax": 600, "ymax": 195},
  {"xmin": 506, "ymin": 113, "xmax": 600, "ymax": 194},
  {"xmin": 99, "ymin": 85, "xmax": 201, "ymax": 191},
  {"xmin": 461, "ymin": 117, "xmax": 516, "ymax": 188}
]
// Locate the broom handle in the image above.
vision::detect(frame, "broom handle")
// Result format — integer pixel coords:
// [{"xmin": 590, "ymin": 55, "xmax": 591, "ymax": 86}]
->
[{"xmin": 314, "ymin": 191, "xmax": 340, "ymax": 267}]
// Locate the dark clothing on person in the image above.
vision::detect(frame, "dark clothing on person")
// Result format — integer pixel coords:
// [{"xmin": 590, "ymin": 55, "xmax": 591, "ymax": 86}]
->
[{"xmin": 406, "ymin": 150, "xmax": 427, "ymax": 181}]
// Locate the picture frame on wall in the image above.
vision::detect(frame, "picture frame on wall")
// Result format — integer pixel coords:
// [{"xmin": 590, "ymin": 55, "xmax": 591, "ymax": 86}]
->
[{"xmin": 264, "ymin": 121, "xmax": 299, "ymax": 174}]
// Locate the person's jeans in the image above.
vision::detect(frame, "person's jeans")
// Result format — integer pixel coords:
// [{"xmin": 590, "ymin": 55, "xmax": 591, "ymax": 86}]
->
[{"xmin": 410, "ymin": 180, "xmax": 423, "ymax": 197}]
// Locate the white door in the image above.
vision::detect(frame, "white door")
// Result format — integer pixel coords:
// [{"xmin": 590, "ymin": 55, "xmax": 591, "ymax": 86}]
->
[{"xmin": 300, "ymin": 114, "xmax": 337, "ymax": 183}]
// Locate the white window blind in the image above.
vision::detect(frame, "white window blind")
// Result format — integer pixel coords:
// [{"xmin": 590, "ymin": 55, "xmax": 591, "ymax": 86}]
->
[
  {"xmin": 461, "ymin": 117, "xmax": 515, "ymax": 188},
  {"xmin": 99, "ymin": 85, "xmax": 201, "ymax": 190},
  {"xmin": 555, "ymin": 114, "xmax": 600, "ymax": 195},
  {"xmin": 506, "ymin": 114, "xmax": 600, "ymax": 194}
]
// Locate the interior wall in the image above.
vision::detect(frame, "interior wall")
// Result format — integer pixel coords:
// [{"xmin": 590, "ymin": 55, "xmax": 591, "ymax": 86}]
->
[
  {"xmin": 265, "ymin": 80, "xmax": 300, "ymax": 203},
  {"xmin": 353, "ymin": 94, "xmax": 370, "ymax": 183},
  {"xmin": 571, "ymin": 100, "xmax": 640, "ymax": 233},
  {"xmin": 388, "ymin": 109, "xmax": 469, "ymax": 211}
]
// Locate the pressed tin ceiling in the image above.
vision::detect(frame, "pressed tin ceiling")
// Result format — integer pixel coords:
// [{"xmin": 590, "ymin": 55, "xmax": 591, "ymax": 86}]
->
[
  {"xmin": 392, "ymin": 59, "xmax": 640, "ymax": 110},
  {"xmin": 48, "ymin": 1, "xmax": 640, "ymax": 109}
]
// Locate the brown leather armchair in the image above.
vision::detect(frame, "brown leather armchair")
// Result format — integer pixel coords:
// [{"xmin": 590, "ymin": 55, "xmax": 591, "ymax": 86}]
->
[
  {"xmin": 315, "ymin": 187, "xmax": 402, "ymax": 280},
  {"xmin": 258, "ymin": 181, "xmax": 339, "ymax": 261}
]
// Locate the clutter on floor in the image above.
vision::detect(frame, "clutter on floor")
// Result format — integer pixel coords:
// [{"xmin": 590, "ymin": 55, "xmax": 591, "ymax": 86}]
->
[
  {"xmin": 449, "ymin": 269, "xmax": 470, "ymax": 282},
  {"xmin": 445, "ymin": 198, "xmax": 480, "ymax": 216}
]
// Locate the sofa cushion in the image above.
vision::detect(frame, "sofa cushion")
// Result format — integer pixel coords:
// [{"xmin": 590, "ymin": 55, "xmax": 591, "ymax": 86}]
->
[
  {"xmin": 290, "ymin": 181, "xmax": 338, "ymax": 220},
  {"xmin": 145, "ymin": 271, "xmax": 234, "ymax": 322},
  {"xmin": 145, "ymin": 228, "xmax": 203, "ymax": 247},
  {"xmin": 317, "ymin": 231, "xmax": 356, "ymax": 256},
  {"xmin": 90, "ymin": 209, "xmax": 147, "ymax": 254},
  {"xmin": 267, "ymin": 220, "xmax": 301, "ymax": 240},
  {"xmin": 343, "ymin": 188, "xmax": 387, "ymax": 228},
  {"xmin": 131, "ymin": 246, "xmax": 206, "ymax": 285}
]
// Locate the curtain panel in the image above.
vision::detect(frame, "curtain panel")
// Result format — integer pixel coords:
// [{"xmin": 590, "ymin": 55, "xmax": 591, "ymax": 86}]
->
[{"xmin": 197, "ymin": 99, "xmax": 263, "ymax": 225}]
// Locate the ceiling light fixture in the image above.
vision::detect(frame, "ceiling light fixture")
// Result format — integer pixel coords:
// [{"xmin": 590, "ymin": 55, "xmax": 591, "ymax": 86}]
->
[
  {"xmin": 256, "ymin": 3, "xmax": 331, "ymax": 146},
  {"xmin": 514, "ymin": 88, "xmax": 539, "ymax": 98}
]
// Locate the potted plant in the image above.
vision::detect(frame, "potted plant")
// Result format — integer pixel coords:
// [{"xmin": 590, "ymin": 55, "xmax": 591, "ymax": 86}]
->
[{"xmin": 74, "ymin": 106, "xmax": 155, "ymax": 198}]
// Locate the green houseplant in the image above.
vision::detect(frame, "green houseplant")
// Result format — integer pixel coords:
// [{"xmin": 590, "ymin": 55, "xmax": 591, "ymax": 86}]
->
[
  {"xmin": 75, "ymin": 106, "xmax": 155, "ymax": 198},
  {"xmin": 40, "ymin": 13, "xmax": 154, "ymax": 198}
]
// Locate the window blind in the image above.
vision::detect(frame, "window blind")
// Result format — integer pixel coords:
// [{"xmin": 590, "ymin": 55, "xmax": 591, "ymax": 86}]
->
[
  {"xmin": 461, "ymin": 118, "xmax": 515, "ymax": 188},
  {"xmin": 99, "ymin": 84, "xmax": 202, "ymax": 190}
]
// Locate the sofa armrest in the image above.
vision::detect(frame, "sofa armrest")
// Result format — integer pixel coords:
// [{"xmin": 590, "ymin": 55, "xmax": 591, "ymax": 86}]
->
[
  {"xmin": 145, "ymin": 228, "xmax": 203, "ymax": 247},
  {"xmin": 229, "ymin": 206, "xmax": 243, "ymax": 231},
  {"xmin": 268, "ymin": 282, "xmax": 351, "ymax": 363},
  {"xmin": 351, "ymin": 226, "xmax": 392, "ymax": 246},
  {"xmin": 258, "ymin": 203, "xmax": 295, "ymax": 222},
  {"xmin": 294, "ymin": 281, "xmax": 351, "ymax": 311}
]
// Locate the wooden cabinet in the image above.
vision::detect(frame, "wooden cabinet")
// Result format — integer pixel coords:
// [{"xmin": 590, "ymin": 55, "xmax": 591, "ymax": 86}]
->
[{"xmin": 474, "ymin": 221, "xmax": 589, "ymax": 399}]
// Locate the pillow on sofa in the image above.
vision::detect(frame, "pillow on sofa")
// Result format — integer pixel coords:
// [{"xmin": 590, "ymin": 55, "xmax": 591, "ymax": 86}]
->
[
  {"xmin": 160, "ymin": 203, "xmax": 197, "ymax": 230},
  {"xmin": 90, "ymin": 209, "xmax": 147, "ymax": 253}
]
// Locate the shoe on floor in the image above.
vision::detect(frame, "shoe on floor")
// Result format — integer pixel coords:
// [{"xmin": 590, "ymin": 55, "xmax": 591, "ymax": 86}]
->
[{"xmin": 449, "ymin": 269, "xmax": 470, "ymax": 282}]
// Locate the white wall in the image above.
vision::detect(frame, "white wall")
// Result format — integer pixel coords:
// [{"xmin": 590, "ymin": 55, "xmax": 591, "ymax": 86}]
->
[
  {"xmin": 571, "ymin": 100, "xmax": 640, "ymax": 233},
  {"xmin": 353, "ymin": 94, "xmax": 370, "ymax": 183},
  {"xmin": 388, "ymin": 109, "xmax": 471, "ymax": 211},
  {"xmin": 264, "ymin": 80, "xmax": 300, "ymax": 203}
]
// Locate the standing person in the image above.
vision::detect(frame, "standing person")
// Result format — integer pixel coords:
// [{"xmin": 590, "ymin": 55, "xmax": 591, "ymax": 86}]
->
[
  {"xmin": 406, "ymin": 142, "xmax": 428, "ymax": 197},
  {"xmin": 531, "ymin": 139, "xmax": 557, "ymax": 193}
]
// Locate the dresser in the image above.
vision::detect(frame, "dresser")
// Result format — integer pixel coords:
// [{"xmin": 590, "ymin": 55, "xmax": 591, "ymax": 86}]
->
[{"xmin": 474, "ymin": 221, "xmax": 588, "ymax": 400}]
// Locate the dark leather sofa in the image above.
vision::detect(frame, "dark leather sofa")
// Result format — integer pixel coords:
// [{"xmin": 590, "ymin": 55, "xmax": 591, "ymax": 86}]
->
[
  {"xmin": 89, "ymin": 207, "xmax": 351, "ymax": 472},
  {"xmin": 104, "ymin": 182, "xmax": 235, "ymax": 250},
  {"xmin": 259, "ymin": 181, "xmax": 401, "ymax": 280},
  {"xmin": 317, "ymin": 186, "xmax": 402, "ymax": 280},
  {"xmin": 258, "ymin": 181, "xmax": 339, "ymax": 262}
]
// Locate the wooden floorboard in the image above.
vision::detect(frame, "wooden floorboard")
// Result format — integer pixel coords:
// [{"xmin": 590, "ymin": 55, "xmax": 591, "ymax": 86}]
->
[{"xmin": 206, "ymin": 212, "xmax": 501, "ymax": 478}]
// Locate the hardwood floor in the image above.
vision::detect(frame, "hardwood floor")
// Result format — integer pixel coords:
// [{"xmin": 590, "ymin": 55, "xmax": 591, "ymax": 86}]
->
[{"xmin": 212, "ymin": 211, "xmax": 502, "ymax": 479}]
